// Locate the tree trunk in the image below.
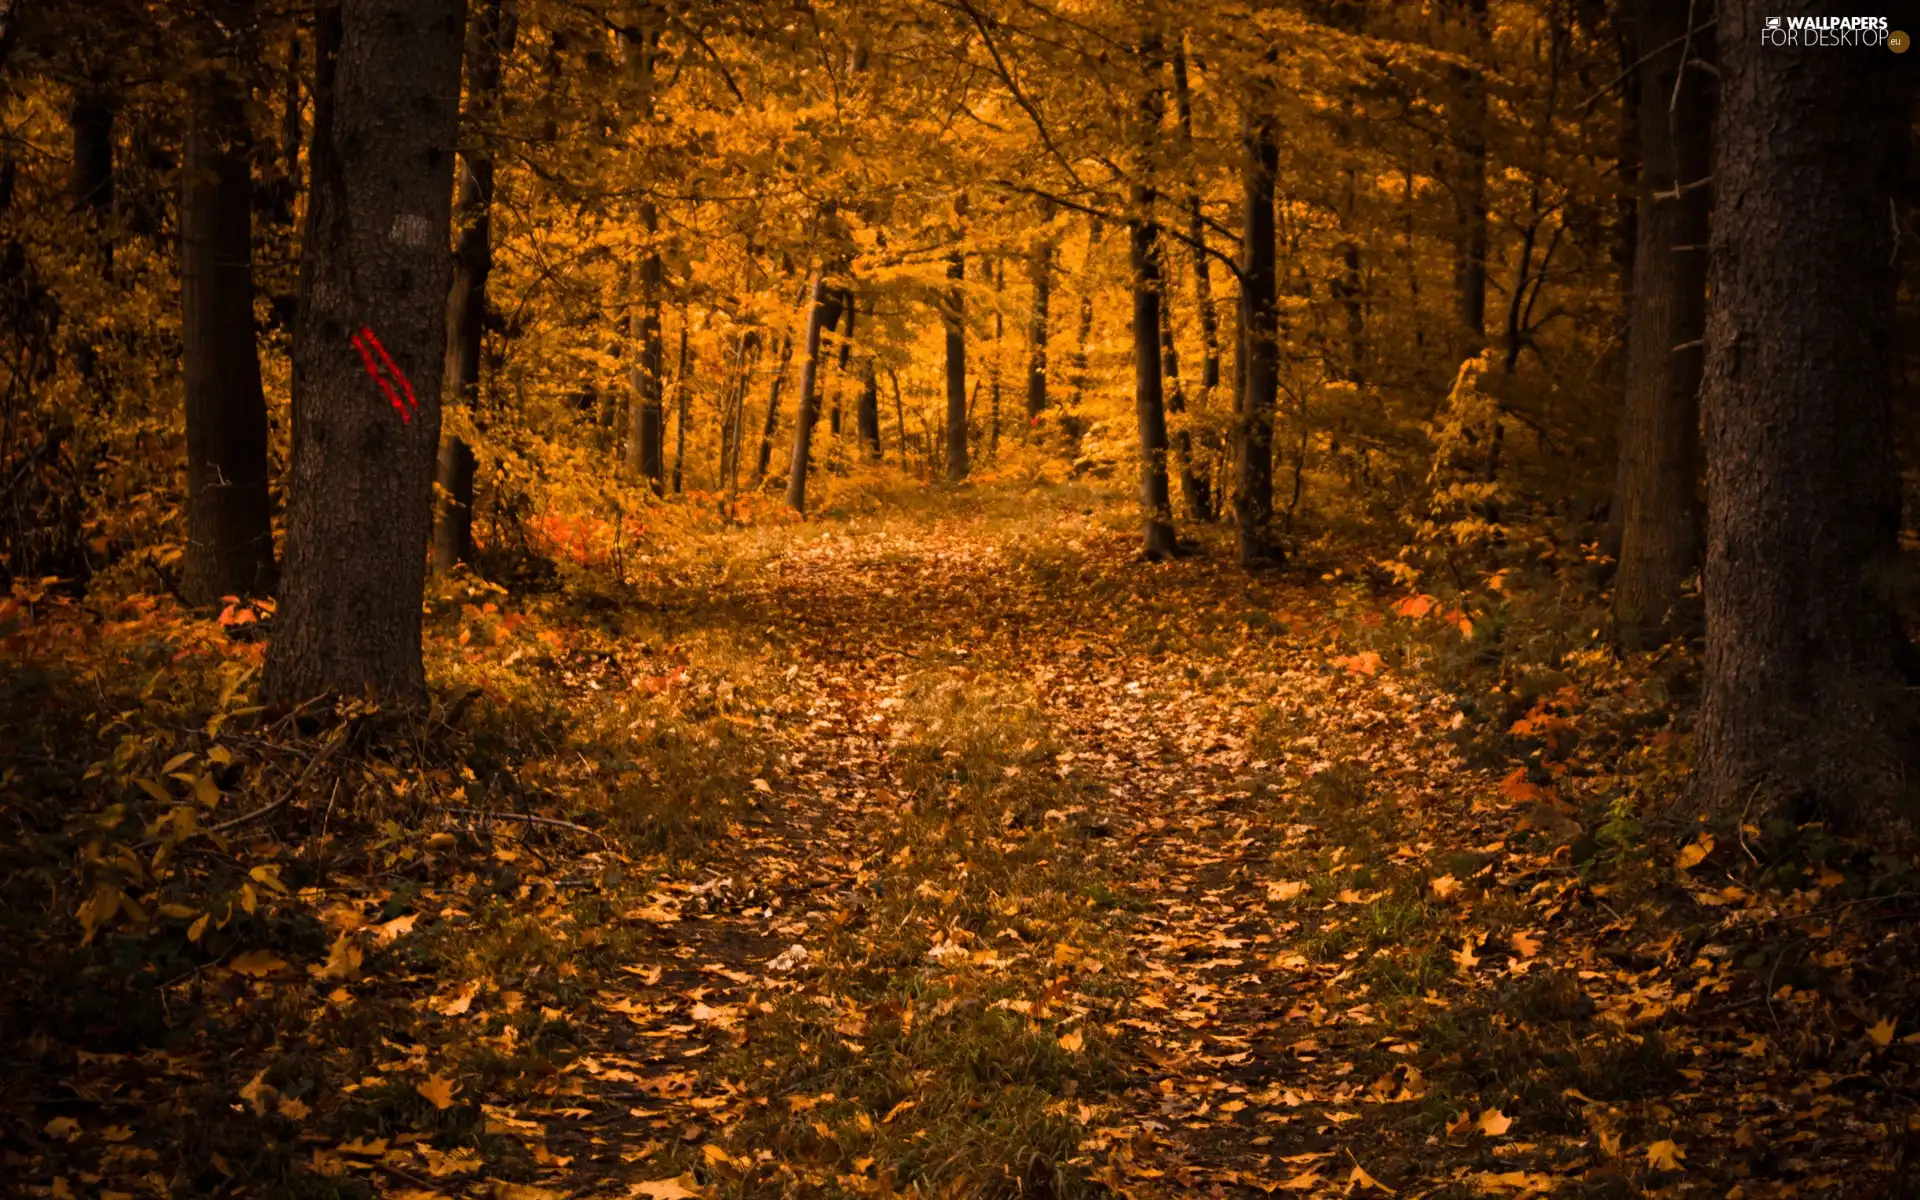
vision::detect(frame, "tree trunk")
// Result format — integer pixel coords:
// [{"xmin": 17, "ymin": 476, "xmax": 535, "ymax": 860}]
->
[
  {"xmin": 1158, "ymin": 246, "xmax": 1210, "ymax": 521},
  {"xmin": 1450, "ymin": 0, "xmax": 1489, "ymax": 352},
  {"xmin": 784, "ymin": 272, "xmax": 845, "ymax": 512},
  {"xmin": 1172, "ymin": 39, "xmax": 1222, "ymax": 397},
  {"xmin": 621, "ymin": 21, "xmax": 664, "ymax": 493},
  {"xmin": 433, "ymin": 0, "xmax": 513, "ymax": 574},
  {"xmin": 1609, "ymin": 0, "xmax": 1709, "ymax": 649},
  {"xmin": 755, "ymin": 326, "xmax": 796, "ymax": 480},
  {"xmin": 180, "ymin": 0, "xmax": 275, "ymax": 604},
  {"xmin": 1026, "ymin": 212, "xmax": 1052, "ymax": 421},
  {"xmin": 943, "ymin": 249, "xmax": 969, "ymax": 480},
  {"xmin": 1130, "ymin": 34, "xmax": 1177, "ymax": 561},
  {"xmin": 1235, "ymin": 98, "xmax": 1280, "ymax": 568},
  {"xmin": 671, "ymin": 322, "xmax": 690, "ymax": 492},
  {"xmin": 857, "ymin": 360, "xmax": 881, "ymax": 460},
  {"xmin": 263, "ymin": 0, "xmax": 465, "ymax": 706},
  {"xmin": 69, "ymin": 89, "xmax": 114, "ymax": 231},
  {"xmin": 1692, "ymin": 2, "xmax": 1913, "ymax": 825}
]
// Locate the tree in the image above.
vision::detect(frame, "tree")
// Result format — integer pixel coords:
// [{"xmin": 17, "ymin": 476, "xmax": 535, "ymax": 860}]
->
[
  {"xmin": 178, "ymin": 0, "xmax": 276, "ymax": 604},
  {"xmin": 1025, "ymin": 206, "xmax": 1052, "ymax": 420},
  {"xmin": 433, "ymin": 0, "xmax": 515, "ymax": 574},
  {"xmin": 1129, "ymin": 33, "xmax": 1176, "ymax": 560},
  {"xmin": 1607, "ymin": 0, "xmax": 1708, "ymax": 649},
  {"xmin": 1691, "ymin": 3, "xmax": 1913, "ymax": 824},
  {"xmin": 263, "ymin": 0, "xmax": 466, "ymax": 705},
  {"xmin": 1234, "ymin": 86, "xmax": 1280, "ymax": 568},
  {"xmin": 943, "ymin": 244, "xmax": 969, "ymax": 482},
  {"xmin": 622, "ymin": 16, "xmax": 665, "ymax": 494},
  {"xmin": 784, "ymin": 270, "xmax": 846, "ymax": 512}
]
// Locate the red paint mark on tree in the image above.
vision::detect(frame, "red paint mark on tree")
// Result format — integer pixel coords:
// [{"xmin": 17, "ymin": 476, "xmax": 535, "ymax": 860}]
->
[{"xmin": 351, "ymin": 326, "xmax": 419, "ymax": 424}]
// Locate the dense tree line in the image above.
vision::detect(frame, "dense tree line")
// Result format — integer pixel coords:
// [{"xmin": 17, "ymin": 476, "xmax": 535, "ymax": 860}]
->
[{"xmin": 0, "ymin": 0, "xmax": 1913, "ymax": 826}]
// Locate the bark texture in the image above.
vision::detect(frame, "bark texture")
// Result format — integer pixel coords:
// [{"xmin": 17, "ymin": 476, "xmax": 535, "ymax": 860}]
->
[
  {"xmin": 1235, "ymin": 101, "xmax": 1280, "ymax": 567},
  {"xmin": 1692, "ymin": 1, "xmax": 1914, "ymax": 825},
  {"xmin": 180, "ymin": 0, "xmax": 276, "ymax": 604},
  {"xmin": 264, "ymin": 0, "xmax": 466, "ymax": 706},
  {"xmin": 943, "ymin": 250, "xmax": 969, "ymax": 481},
  {"xmin": 1609, "ymin": 0, "xmax": 1709, "ymax": 648}
]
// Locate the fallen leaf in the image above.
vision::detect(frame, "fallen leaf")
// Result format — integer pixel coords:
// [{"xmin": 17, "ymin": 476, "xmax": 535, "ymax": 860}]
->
[
  {"xmin": 438, "ymin": 981, "xmax": 480, "ymax": 1016},
  {"xmin": 1476, "ymin": 1108, "xmax": 1514, "ymax": 1137},
  {"xmin": 229, "ymin": 949, "xmax": 289, "ymax": 978},
  {"xmin": 1869, "ymin": 1017, "xmax": 1897, "ymax": 1048},
  {"xmin": 1674, "ymin": 835, "xmax": 1714, "ymax": 871},
  {"xmin": 629, "ymin": 1179, "xmax": 703, "ymax": 1200},
  {"xmin": 1349, "ymin": 1163, "xmax": 1395, "ymax": 1194},
  {"xmin": 1429, "ymin": 874, "xmax": 1461, "ymax": 900},
  {"xmin": 1509, "ymin": 931, "xmax": 1540, "ymax": 959},
  {"xmin": 1058, "ymin": 1029, "xmax": 1085, "ymax": 1052},
  {"xmin": 1646, "ymin": 1139, "xmax": 1685, "ymax": 1172},
  {"xmin": 417, "ymin": 1074, "xmax": 459, "ymax": 1110},
  {"xmin": 1267, "ymin": 880, "xmax": 1308, "ymax": 902}
]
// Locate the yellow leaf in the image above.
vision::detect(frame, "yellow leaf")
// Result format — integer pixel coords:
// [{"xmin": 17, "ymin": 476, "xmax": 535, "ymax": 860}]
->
[
  {"xmin": 230, "ymin": 949, "xmax": 289, "ymax": 977},
  {"xmin": 1509, "ymin": 931, "xmax": 1541, "ymax": 959},
  {"xmin": 1869, "ymin": 1017, "xmax": 1896, "ymax": 1048},
  {"xmin": 315, "ymin": 932, "xmax": 364, "ymax": 982},
  {"xmin": 1646, "ymin": 1139, "xmax": 1685, "ymax": 1171},
  {"xmin": 374, "ymin": 913, "xmax": 418, "ymax": 944},
  {"xmin": 239, "ymin": 1070, "xmax": 277, "ymax": 1116},
  {"xmin": 1267, "ymin": 880, "xmax": 1308, "ymax": 901},
  {"xmin": 339, "ymin": 1137, "xmax": 388, "ymax": 1156},
  {"xmin": 438, "ymin": 980, "xmax": 480, "ymax": 1015},
  {"xmin": 628, "ymin": 1179, "xmax": 703, "ymax": 1199},
  {"xmin": 277, "ymin": 1098, "xmax": 310, "ymax": 1120},
  {"xmin": 1674, "ymin": 835, "xmax": 1714, "ymax": 871},
  {"xmin": 78, "ymin": 883, "xmax": 122, "ymax": 946},
  {"xmin": 1348, "ymin": 1163, "xmax": 1395, "ymax": 1194},
  {"xmin": 1429, "ymin": 874, "xmax": 1461, "ymax": 900},
  {"xmin": 1454, "ymin": 937, "xmax": 1481, "ymax": 973},
  {"xmin": 881, "ymin": 1099, "xmax": 916, "ymax": 1123},
  {"xmin": 193, "ymin": 772, "xmax": 221, "ymax": 808},
  {"xmin": 44, "ymin": 1116, "xmax": 81, "ymax": 1141},
  {"xmin": 1057, "ymin": 1029, "xmax": 1085, "ymax": 1052},
  {"xmin": 417, "ymin": 1074, "xmax": 459, "ymax": 1110},
  {"xmin": 1476, "ymin": 1108, "xmax": 1514, "ymax": 1137}
]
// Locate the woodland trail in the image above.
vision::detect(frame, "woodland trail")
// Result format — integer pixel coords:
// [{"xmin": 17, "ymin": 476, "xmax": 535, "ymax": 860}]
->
[{"xmin": 552, "ymin": 499, "xmax": 1563, "ymax": 1197}]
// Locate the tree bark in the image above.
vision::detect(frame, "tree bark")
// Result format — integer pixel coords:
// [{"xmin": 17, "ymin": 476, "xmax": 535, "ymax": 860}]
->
[
  {"xmin": 1130, "ymin": 34, "xmax": 1176, "ymax": 561},
  {"xmin": 1692, "ymin": 2, "xmax": 1914, "ymax": 826},
  {"xmin": 264, "ymin": 0, "xmax": 466, "ymax": 706},
  {"xmin": 180, "ymin": 0, "xmax": 276, "ymax": 604},
  {"xmin": 433, "ymin": 0, "xmax": 513, "ymax": 574},
  {"xmin": 621, "ymin": 19, "xmax": 664, "ymax": 493},
  {"xmin": 856, "ymin": 360, "xmax": 881, "ymax": 460},
  {"xmin": 1158, "ymin": 245, "xmax": 1210, "ymax": 521},
  {"xmin": 1026, "ymin": 230, "xmax": 1051, "ymax": 421},
  {"xmin": 1449, "ymin": 0, "xmax": 1489, "ymax": 351},
  {"xmin": 1235, "ymin": 98, "xmax": 1280, "ymax": 567},
  {"xmin": 1609, "ymin": 0, "xmax": 1709, "ymax": 649},
  {"xmin": 755, "ymin": 328, "xmax": 795, "ymax": 480},
  {"xmin": 671, "ymin": 321, "xmax": 691, "ymax": 492},
  {"xmin": 784, "ymin": 272, "xmax": 845, "ymax": 512},
  {"xmin": 943, "ymin": 249, "xmax": 969, "ymax": 480}
]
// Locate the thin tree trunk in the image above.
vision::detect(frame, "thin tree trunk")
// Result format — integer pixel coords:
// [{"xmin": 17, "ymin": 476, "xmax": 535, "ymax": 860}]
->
[
  {"xmin": 1131, "ymin": 33, "xmax": 1177, "ymax": 561},
  {"xmin": 1026, "ymin": 204, "xmax": 1052, "ymax": 422},
  {"xmin": 1450, "ymin": 0, "xmax": 1489, "ymax": 352},
  {"xmin": 671, "ymin": 320, "xmax": 690, "ymax": 492},
  {"xmin": 1609, "ymin": 0, "xmax": 1708, "ymax": 649},
  {"xmin": 755, "ymin": 328, "xmax": 795, "ymax": 480},
  {"xmin": 1172, "ymin": 40, "xmax": 1221, "ymax": 397},
  {"xmin": 1158, "ymin": 244, "xmax": 1210, "ymax": 521},
  {"xmin": 784, "ymin": 272, "xmax": 845, "ymax": 512},
  {"xmin": 829, "ymin": 292, "xmax": 854, "ymax": 435},
  {"xmin": 433, "ymin": 0, "xmax": 513, "ymax": 574},
  {"xmin": 888, "ymin": 366, "xmax": 907, "ymax": 470},
  {"xmin": 1692, "ymin": 1, "xmax": 1913, "ymax": 825},
  {"xmin": 621, "ymin": 20, "xmax": 664, "ymax": 493},
  {"xmin": 857, "ymin": 360, "xmax": 881, "ymax": 459},
  {"xmin": 1235, "ymin": 96, "xmax": 1280, "ymax": 567},
  {"xmin": 264, "ymin": 0, "xmax": 464, "ymax": 705},
  {"xmin": 943, "ymin": 248, "xmax": 969, "ymax": 480},
  {"xmin": 180, "ymin": 0, "xmax": 275, "ymax": 604}
]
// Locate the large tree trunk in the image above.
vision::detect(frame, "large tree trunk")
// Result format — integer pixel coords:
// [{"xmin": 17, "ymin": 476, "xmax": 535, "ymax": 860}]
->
[
  {"xmin": 784, "ymin": 272, "xmax": 846, "ymax": 512},
  {"xmin": 943, "ymin": 249, "xmax": 969, "ymax": 480},
  {"xmin": 180, "ymin": 0, "xmax": 276, "ymax": 604},
  {"xmin": 1235, "ymin": 99, "xmax": 1280, "ymax": 568},
  {"xmin": 1130, "ymin": 35, "xmax": 1176, "ymax": 561},
  {"xmin": 433, "ymin": 0, "xmax": 513, "ymax": 574},
  {"xmin": 69, "ymin": 89, "xmax": 114, "ymax": 232},
  {"xmin": 264, "ymin": 0, "xmax": 465, "ymax": 706},
  {"xmin": 1692, "ymin": 2, "xmax": 1913, "ymax": 826},
  {"xmin": 1609, "ymin": 0, "xmax": 1709, "ymax": 649},
  {"xmin": 1172, "ymin": 40, "xmax": 1221, "ymax": 400}
]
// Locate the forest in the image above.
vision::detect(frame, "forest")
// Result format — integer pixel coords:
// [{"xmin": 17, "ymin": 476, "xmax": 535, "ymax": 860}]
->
[{"xmin": 2, "ymin": 0, "xmax": 1917, "ymax": 1195}]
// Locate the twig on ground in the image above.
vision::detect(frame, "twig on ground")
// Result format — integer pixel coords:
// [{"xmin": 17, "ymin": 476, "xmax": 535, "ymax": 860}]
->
[{"xmin": 433, "ymin": 806, "xmax": 608, "ymax": 843}]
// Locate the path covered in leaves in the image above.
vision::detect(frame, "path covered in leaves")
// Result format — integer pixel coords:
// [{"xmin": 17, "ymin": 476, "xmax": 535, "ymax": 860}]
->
[{"xmin": 11, "ymin": 492, "xmax": 1916, "ymax": 1199}]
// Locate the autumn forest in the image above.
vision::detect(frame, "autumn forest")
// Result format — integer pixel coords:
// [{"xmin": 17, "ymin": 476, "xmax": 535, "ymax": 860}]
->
[{"xmin": 4, "ymin": 0, "xmax": 1919, "ymax": 1195}]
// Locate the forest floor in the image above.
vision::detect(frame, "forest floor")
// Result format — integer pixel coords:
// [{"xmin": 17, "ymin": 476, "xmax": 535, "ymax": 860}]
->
[{"xmin": 5, "ymin": 480, "xmax": 1919, "ymax": 1199}]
